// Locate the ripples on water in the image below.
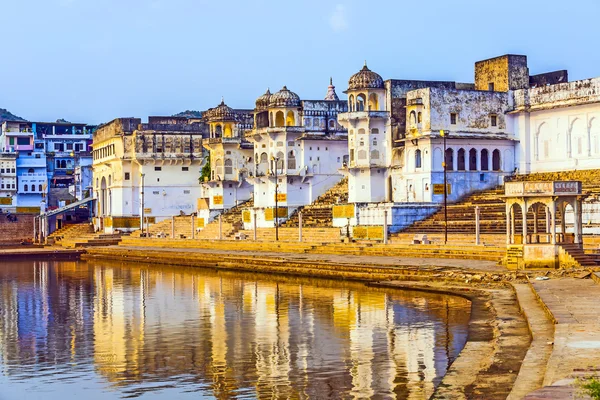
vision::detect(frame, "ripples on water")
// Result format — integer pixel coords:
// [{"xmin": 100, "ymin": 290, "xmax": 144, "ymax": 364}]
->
[{"xmin": 0, "ymin": 260, "xmax": 471, "ymax": 399}]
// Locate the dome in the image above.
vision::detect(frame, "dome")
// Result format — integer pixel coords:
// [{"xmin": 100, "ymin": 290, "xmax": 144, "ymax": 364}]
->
[
  {"xmin": 324, "ymin": 77, "xmax": 339, "ymax": 101},
  {"xmin": 269, "ymin": 86, "xmax": 301, "ymax": 108},
  {"xmin": 206, "ymin": 98, "xmax": 235, "ymax": 121},
  {"xmin": 348, "ymin": 63, "xmax": 384, "ymax": 91},
  {"xmin": 255, "ymin": 89, "xmax": 271, "ymax": 111}
]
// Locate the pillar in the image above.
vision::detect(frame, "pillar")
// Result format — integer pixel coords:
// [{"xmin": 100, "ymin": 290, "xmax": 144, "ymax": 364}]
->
[
  {"xmin": 298, "ymin": 211, "xmax": 303, "ymax": 242},
  {"xmin": 506, "ymin": 203, "xmax": 511, "ymax": 245},
  {"xmin": 511, "ymin": 205, "xmax": 516, "ymax": 244},
  {"xmin": 521, "ymin": 201, "xmax": 528, "ymax": 245},
  {"xmin": 253, "ymin": 210, "xmax": 257, "ymax": 241},
  {"xmin": 171, "ymin": 216, "xmax": 175, "ymax": 238},
  {"xmin": 551, "ymin": 200, "xmax": 557, "ymax": 245},
  {"xmin": 191, "ymin": 215, "xmax": 195, "ymax": 239},
  {"xmin": 219, "ymin": 214, "xmax": 223, "ymax": 240},
  {"xmin": 545, "ymin": 206, "xmax": 551, "ymax": 234},
  {"xmin": 574, "ymin": 199, "xmax": 581, "ymax": 244},
  {"xmin": 560, "ymin": 202, "xmax": 566, "ymax": 236},
  {"xmin": 383, "ymin": 210, "xmax": 388, "ymax": 245},
  {"xmin": 475, "ymin": 206, "xmax": 480, "ymax": 245},
  {"xmin": 33, "ymin": 217, "xmax": 37, "ymax": 244}
]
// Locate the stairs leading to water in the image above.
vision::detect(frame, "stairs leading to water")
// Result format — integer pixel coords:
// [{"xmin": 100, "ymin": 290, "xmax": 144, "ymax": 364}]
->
[
  {"xmin": 561, "ymin": 244, "xmax": 598, "ymax": 267},
  {"xmin": 282, "ymin": 177, "xmax": 348, "ymax": 228},
  {"xmin": 196, "ymin": 198, "xmax": 253, "ymax": 240},
  {"xmin": 48, "ymin": 222, "xmax": 124, "ymax": 248}
]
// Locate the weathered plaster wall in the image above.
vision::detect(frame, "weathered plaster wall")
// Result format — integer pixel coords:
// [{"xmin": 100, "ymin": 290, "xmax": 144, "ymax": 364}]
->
[{"xmin": 475, "ymin": 55, "xmax": 529, "ymax": 92}]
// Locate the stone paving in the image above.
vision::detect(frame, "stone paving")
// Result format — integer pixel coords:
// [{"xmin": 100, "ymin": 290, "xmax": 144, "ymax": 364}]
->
[{"xmin": 524, "ymin": 277, "xmax": 600, "ymax": 399}]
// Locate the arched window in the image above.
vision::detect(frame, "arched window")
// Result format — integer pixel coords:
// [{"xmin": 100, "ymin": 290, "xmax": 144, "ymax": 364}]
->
[
  {"xmin": 349, "ymin": 95, "xmax": 355, "ymax": 112},
  {"xmin": 287, "ymin": 150, "xmax": 296, "ymax": 170},
  {"xmin": 215, "ymin": 125, "xmax": 222, "ymax": 138},
  {"xmin": 61, "ymin": 160, "xmax": 67, "ymax": 169},
  {"xmin": 286, "ymin": 111, "xmax": 295, "ymax": 126},
  {"xmin": 215, "ymin": 158, "xmax": 223, "ymax": 177},
  {"xmin": 358, "ymin": 128, "xmax": 366, "ymax": 135},
  {"xmin": 28, "ymin": 168, "xmax": 34, "ymax": 174},
  {"xmin": 67, "ymin": 160, "xmax": 72, "ymax": 168},
  {"xmin": 457, "ymin": 149, "xmax": 466, "ymax": 171},
  {"xmin": 56, "ymin": 160, "xmax": 61, "ymax": 169},
  {"xmin": 39, "ymin": 184, "xmax": 43, "ymax": 192},
  {"xmin": 371, "ymin": 150, "xmax": 380, "ymax": 159},
  {"xmin": 224, "ymin": 159, "xmax": 233, "ymax": 175},
  {"xmin": 445, "ymin": 148, "xmax": 454, "ymax": 171},
  {"xmin": 371, "ymin": 128, "xmax": 379, "ymax": 134},
  {"xmin": 224, "ymin": 124, "xmax": 232, "ymax": 137},
  {"xmin": 417, "ymin": 112, "xmax": 422, "ymax": 123},
  {"xmin": 24, "ymin": 184, "xmax": 28, "ymax": 192},
  {"xmin": 356, "ymin": 94, "xmax": 366, "ymax": 111},
  {"xmin": 415, "ymin": 149, "xmax": 422, "ymax": 168},
  {"xmin": 492, "ymin": 149, "xmax": 501, "ymax": 171},
  {"xmin": 469, "ymin": 148, "xmax": 477, "ymax": 170},
  {"xmin": 275, "ymin": 111, "xmax": 285, "ymax": 127},
  {"xmin": 368, "ymin": 93, "xmax": 379, "ymax": 111},
  {"xmin": 410, "ymin": 111, "xmax": 417, "ymax": 125},
  {"xmin": 275, "ymin": 151, "xmax": 285, "ymax": 172},
  {"xmin": 358, "ymin": 150, "xmax": 367, "ymax": 160},
  {"xmin": 328, "ymin": 120, "xmax": 335, "ymax": 129},
  {"xmin": 258, "ymin": 152, "xmax": 268, "ymax": 175},
  {"xmin": 481, "ymin": 149, "xmax": 489, "ymax": 171}
]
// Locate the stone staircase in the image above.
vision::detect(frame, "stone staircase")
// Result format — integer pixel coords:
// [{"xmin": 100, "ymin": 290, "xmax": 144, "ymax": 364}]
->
[
  {"xmin": 196, "ymin": 198, "xmax": 253, "ymax": 240},
  {"xmin": 560, "ymin": 244, "xmax": 598, "ymax": 267},
  {"xmin": 282, "ymin": 177, "xmax": 348, "ymax": 228},
  {"xmin": 48, "ymin": 223, "xmax": 94, "ymax": 244},
  {"xmin": 59, "ymin": 232, "xmax": 124, "ymax": 248},
  {"xmin": 130, "ymin": 216, "xmax": 194, "ymax": 238},
  {"xmin": 237, "ymin": 227, "xmax": 342, "ymax": 243}
]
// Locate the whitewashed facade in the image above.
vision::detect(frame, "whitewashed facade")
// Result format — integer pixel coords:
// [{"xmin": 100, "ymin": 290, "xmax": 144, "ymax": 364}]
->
[{"xmin": 244, "ymin": 83, "xmax": 348, "ymax": 228}]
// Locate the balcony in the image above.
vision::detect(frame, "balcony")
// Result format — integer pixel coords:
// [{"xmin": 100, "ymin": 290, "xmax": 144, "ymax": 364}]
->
[{"xmin": 203, "ymin": 137, "xmax": 241, "ymax": 146}]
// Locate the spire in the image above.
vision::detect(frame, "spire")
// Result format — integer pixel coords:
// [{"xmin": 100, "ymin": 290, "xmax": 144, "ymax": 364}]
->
[
  {"xmin": 220, "ymin": 96, "xmax": 225, "ymax": 105},
  {"xmin": 324, "ymin": 77, "xmax": 339, "ymax": 101}
]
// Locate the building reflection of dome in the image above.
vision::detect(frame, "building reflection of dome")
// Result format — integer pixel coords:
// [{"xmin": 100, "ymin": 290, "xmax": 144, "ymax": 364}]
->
[
  {"xmin": 348, "ymin": 63, "xmax": 384, "ymax": 90},
  {"xmin": 269, "ymin": 86, "xmax": 301, "ymax": 108}
]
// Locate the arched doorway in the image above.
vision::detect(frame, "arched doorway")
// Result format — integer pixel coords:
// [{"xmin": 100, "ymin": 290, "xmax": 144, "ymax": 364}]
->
[{"xmin": 100, "ymin": 177, "xmax": 107, "ymax": 216}]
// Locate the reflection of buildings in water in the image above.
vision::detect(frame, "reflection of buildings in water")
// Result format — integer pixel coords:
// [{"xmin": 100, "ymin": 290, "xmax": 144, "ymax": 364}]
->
[{"xmin": 0, "ymin": 262, "xmax": 470, "ymax": 399}]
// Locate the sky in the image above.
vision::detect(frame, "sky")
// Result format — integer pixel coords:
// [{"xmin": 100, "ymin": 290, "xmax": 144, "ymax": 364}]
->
[{"xmin": 1, "ymin": 0, "xmax": 599, "ymax": 124}]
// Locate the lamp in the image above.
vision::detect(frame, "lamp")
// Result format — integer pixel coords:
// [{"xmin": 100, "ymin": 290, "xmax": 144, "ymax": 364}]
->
[
  {"xmin": 410, "ymin": 138, "xmax": 419, "ymax": 146},
  {"xmin": 440, "ymin": 130, "xmax": 449, "ymax": 245}
]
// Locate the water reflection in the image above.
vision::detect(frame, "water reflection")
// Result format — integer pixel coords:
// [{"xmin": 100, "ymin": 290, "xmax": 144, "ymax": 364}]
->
[{"xmin": 0, "ymin": 260, "xmax": 471, "ymax": 399}]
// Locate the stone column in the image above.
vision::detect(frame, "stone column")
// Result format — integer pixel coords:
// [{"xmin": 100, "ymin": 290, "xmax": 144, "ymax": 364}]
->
[
  {"xmin": 533, "ymin": 204, "xmax": 538, "ymax": 237},
  {"xmin": 475, "ymin": 206, "xmax": 480, "ymax": 245},
  {"xmin": 560, "ymin": 202, "xmax": 566, "ymax": 238},
  {"xmin": 521, "ymin": 201, "xmax": 528, "ymax": 245},
  {"xmin": 574, "ymin": 198, "xmax": 581, "ymax": 245},
  {"xmin": 383, "ymin": 210, "xmax": 388, "ymax": 245},
  {"xmin": 506, "ymin": 203, "xmax": 511, "ymax": 245},
  {"xmin": 511, "ymin": 205, "xmax": 516, "ymax": 244},
  {"xmin": 219, "ymin": 214, "xmax": 223, "ymax": 240},
  {"xmin": 298, "ymin": 211, "xmax": 303, "ymax": 242},
  {"xmin": 545, "ymin": 206, "xmax": 551, "ymax": 234},
  {"xmin": 253, "ymin": 210, "xmax": 257, "ymax": 241},
  {"xmin": 476, "ymin": 149, "xmax": 481, "ymax": 171},
  {"xmin": 551, "ymin": 200, "xmax": 557, "ymax": 245}
]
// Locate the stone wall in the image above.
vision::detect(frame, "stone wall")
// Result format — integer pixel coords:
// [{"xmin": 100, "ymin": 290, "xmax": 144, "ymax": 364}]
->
[
  {"xmin": 474, "ymin": 54, "xmax": 529, "ymax": 92},
  {"xmin": 0, "ymin": 213, "xmax": 34, "ymax": 243}
]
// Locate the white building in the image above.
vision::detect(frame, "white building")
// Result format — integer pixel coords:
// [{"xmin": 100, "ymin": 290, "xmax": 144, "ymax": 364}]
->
[
  {"xmin": 198, "ymin": 100, "xmax": 254, "ymax": 226},
  {"xmin": 92, "ymin": 117, "xmax": 207, "ymax": 233},
  {"xmin": 0, "ymin": 152, "xmax": 17, "ymax": 211},
  {"xmin": 244, "ymin": 82, "xmax": 348, "ymax": 228}
]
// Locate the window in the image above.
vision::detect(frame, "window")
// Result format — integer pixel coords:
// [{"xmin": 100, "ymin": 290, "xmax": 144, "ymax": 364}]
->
[
  {"xmin": 125, "ymin": 172, "xmax": 130, "ymax": 180},
  {"xmin": 152, "ymin": 191, "xmax": 160, "ymax": 195},
  {"xmin": 450, "ymin": 113, "xmax": 457, "ymax": 125},
  {"xmin": 24, "ymin": 184, "xmax": 28, "ymax": 192},
  {"xmin": 481, "ymin": 149, "xmax": 489, "ymax": 171},
  {"xmin": 183, "ymin": 190, "xmax": 190, "ymax": 194},
  {"xmin": 66, "ymin": 143, "xmax": 73, "ymax": 150},
  {"xmin": 488, "ymin": 82, "xmax": 495, "ymax": 91},
  {"xmin": 39, "ymin": 184, "xmax": 42, "ymax": 192},
  {"xmin": 28, "ymin": 168, "xmax": 34, "ymax": 174},
  {"xmin": 154, "ymin": 167, "xmax": 162, "ymax": 171},
  {"xmin": 457, "ymin": 149, "xmax": 466, "ymax": 171},
  {"xmin": 491, "ymin": 115, "xmax": 497, "ymax": 127},
  {"xmin": 55, "ymin": 143, "xmax": 64, "ymax": 152},
  {"xmin": 17, "ymin": 137, "xmax": 29, "ymax": 145},
  {"xmin": 182, "ymin": 167, "xmax": 189, "ymax": 171},
  {"xmin": 445, "ymin": 148, "xmax": 454, "ymax": 171},
  {"xmin": 469, "ymin": 148, "xmax": 477, "ymax": 170},
  {"xmin": 492, "ymin": 149, "xmax": 501, "ymax": 171},
  {"xmin": 415, "ymin": 149, "xmax": 422, "ymax": 168},
  {"xmin": 75, "ymin": 143, "xmax": 82, "ymax": 152},
  {"xmin": 417, "ymin": 112, "xmax": 422, "ymax": 123},
  {"xmin": 371, "ymin": 128, "xmax": 379, "ymax": 135}
]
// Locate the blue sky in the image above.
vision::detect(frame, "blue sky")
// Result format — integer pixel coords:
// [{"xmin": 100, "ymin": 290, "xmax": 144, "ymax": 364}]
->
[{"xmin": 1, "ymin": 0, "xmax": 599, "ymax": 124}]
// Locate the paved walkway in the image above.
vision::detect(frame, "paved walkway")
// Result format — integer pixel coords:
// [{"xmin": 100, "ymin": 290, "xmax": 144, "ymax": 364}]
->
[
  {"xmin": 523, "ymin": 277, "xmax": 600, "ymax": 399},
  {"xmin": 114, "ymin": 245, "xmax": 505, "ymax": 272}
]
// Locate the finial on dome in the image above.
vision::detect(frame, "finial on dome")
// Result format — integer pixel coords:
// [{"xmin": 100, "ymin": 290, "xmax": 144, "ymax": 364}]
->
[
  {"xmin": 364, "ymin": 60, "xmax": 367, "ymax": 67},
  {"xmin": 330, "ymin": 76, "xmax": 333, "ymax": 85},
  {"xmin": 325, "ymin": 77, "xmax": 339, "ymax": 101},
  {"xmin": 220, "ymin": 96, "xmax": 225, "ymax": 104}
]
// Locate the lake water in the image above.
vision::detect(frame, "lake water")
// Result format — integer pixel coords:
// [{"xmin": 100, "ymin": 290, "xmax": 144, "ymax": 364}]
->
[{"xmin": 0, "ymin": 260, "xmax": 471, "ymax": 399}]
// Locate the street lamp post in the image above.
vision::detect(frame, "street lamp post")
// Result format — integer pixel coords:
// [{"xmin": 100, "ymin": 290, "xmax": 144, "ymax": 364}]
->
[
  {"xmin": 140, "ymin": 173, "xmax": 146, "ymax": 236},
  {"xmin": 441, "ymin": 130, "xmax": 448, "ymax": 245},
  {"xmin": 273, "ymin": 156, "xmax": 279, "ymax": 241}
]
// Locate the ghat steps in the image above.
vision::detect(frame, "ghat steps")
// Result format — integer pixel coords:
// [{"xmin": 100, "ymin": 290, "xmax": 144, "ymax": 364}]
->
[
  {"xmin": 282, "ymin": 177, "xmax": 348, "ymax": 228},
  {"xmin": 196, "ymin": 198, "xmax": 253, "ymax": 240}
]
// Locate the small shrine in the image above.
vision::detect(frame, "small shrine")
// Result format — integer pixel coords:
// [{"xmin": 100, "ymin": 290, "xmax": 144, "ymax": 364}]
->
[{"xmin": 504, "ymin": 181, "xmax": 584, "ymax": 269}]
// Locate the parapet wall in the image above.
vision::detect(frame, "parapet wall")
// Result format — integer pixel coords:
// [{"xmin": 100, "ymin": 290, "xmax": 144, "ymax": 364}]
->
[
  {"xmin": 0, "ymin": 213, "xmax": 35, "ymax": 244},
  {"xmin": 512, "ymin": 77, "xmax": 600, "ymax": 111}
]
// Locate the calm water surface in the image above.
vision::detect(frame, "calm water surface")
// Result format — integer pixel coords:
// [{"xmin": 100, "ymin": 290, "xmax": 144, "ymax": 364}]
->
[{"xmin": 0, "ymin": 260, "xmax": 471, "ymax": 399}]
